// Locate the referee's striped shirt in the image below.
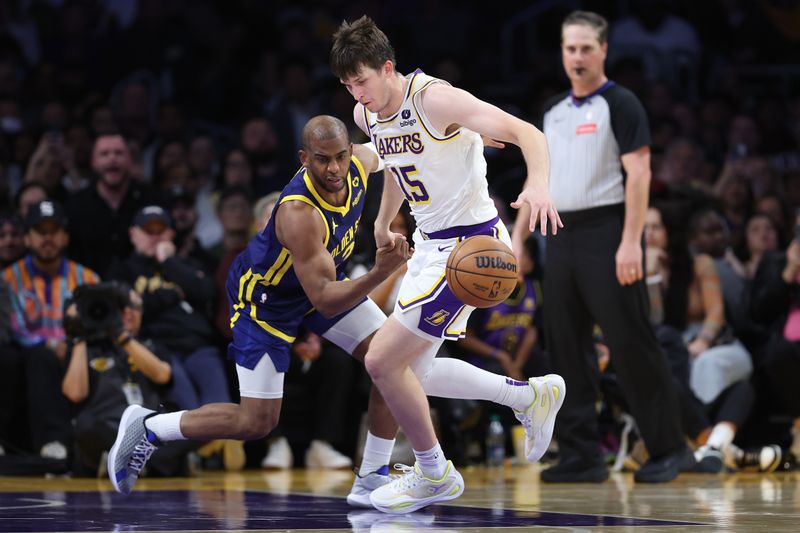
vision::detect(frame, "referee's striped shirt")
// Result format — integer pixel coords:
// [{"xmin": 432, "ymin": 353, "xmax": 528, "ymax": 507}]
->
[{"xmin": 543, "ymin": 80, "xmax": 651, "ymax": 212}]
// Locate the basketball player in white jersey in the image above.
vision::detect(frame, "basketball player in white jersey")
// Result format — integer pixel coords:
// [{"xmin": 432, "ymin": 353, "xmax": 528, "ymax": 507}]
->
[{"xmin": 331, "ymin": 16, "xmax": 566, "ymax": 514}]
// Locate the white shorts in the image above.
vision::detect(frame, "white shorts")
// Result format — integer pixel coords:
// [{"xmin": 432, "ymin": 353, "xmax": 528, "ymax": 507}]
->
[
  {"xmin": 237, "ymin": 297, "xmax": 387, "ymax": 399},
  {"xmin": 394, "ymin": 217, "xmax": 511, "ymax": 341}
]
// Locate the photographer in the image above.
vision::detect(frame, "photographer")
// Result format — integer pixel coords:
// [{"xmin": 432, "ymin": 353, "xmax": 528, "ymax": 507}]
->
[
  {"xmin": 62, "ymin": 283, "xmax": 189, "ymax": 476},
  {"xmin": 3, "ymin": 200, "xmax": 99, "ymax": 460}
]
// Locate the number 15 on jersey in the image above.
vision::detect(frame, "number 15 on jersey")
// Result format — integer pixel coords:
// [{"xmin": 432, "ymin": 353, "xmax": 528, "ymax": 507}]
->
[{"xmin": 390, "ymin": 165, "xmax": 430, "ymax": 205}]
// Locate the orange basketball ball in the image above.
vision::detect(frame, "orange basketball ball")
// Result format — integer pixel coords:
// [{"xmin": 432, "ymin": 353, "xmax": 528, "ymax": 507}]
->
[{"xmin": 445, "ymin": 235, "xmax": 518, "ymax": 308}]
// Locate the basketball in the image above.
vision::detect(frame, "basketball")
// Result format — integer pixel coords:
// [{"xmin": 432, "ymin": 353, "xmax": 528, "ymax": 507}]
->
[{"xmin": 445, "ymin": 235, "xmax": 518, "ymax": 308}]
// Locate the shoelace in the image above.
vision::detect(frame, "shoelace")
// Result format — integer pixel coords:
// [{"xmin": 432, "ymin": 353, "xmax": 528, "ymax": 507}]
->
[
  {"xmin": 352, "ymin": 467, "xmax": 402, "ymax": 482},
  {"xmin": 516, "ymin": 380, "xmax": 545, "ymax": 428},
  {"xmin": 129, "ymin": 436, "xmax": 158, "ymax": 474},
  {"xmin": 391, "ymin": 463, "xmax": 422, "ymax": 492},
  {"xmin": 515, "ymin": 409, "xmax": 535, "ymax": 436}
]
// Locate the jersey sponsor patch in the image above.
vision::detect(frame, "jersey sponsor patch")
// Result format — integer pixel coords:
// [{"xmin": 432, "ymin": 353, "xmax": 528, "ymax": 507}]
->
[{"xmin": 576, "ymin": 123, "xmax": 597, "ymax": 135}]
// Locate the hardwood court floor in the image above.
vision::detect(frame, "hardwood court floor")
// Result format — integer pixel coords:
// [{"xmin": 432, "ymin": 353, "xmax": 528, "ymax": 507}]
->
[{"xmin": 0, "ymin": 464, "xmax": 798, "ymax": 532}]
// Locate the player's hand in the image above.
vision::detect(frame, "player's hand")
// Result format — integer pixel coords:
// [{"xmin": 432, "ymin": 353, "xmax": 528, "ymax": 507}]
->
[
  {"xmin": 374, "ymin": 233, "xmax": 413, "ymax": 276},
  {"xmin": 374, "ymin": 227, "xmax": 394, "ymax": 249},
  {"xmin": 616, "ymin": 240, "xmax": 643, "ymax": 285},
  {"xmin": 511, "ymin": 187, "xmax": 563, "ymax": 235}
]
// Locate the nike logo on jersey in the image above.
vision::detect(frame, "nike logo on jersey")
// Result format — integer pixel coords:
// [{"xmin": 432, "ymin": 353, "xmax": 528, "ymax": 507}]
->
[{"xmin": 437, "ymin": 245, "xmax": 453, "ymax": 252}]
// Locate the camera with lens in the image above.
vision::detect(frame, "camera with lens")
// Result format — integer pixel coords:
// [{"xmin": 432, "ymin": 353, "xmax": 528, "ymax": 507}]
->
[{"xmin": 64, "ymin": 282, "xmax": 131, "ymax": 342}]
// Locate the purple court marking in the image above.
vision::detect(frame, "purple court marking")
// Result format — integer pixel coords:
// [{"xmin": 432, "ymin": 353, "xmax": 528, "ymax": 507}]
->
[{"xmin": 0, "ymin": 490, "xmax": 704, "ymax": 531}]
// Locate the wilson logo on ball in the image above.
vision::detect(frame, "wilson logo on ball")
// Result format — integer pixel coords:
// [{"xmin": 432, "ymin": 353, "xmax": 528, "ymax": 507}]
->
[{"xmin": 475, "ymin": 256, "xmax": 517, "ymax": 272}]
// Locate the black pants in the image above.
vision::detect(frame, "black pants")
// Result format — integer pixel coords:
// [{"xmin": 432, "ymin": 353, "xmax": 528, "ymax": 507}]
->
[
  {"xmin": 762, "ymin": 335, "xmax": 800, "ymax": 417},
  {"xmin": 280, "ymin": 344, "xmax": 355, "ymax": 449},
  {"xmin": 24, "ymin": 344, "xmax": 72, "ymax": 451},
  {"xmin": 0, "ymin": 344, "xmax": 30, "ymax": 452},
  {"xmin": 544, "ymin": 206, "xmax": 683, "ymax": 463},
  {"xmin": 707, "ymin": 381, "xmax": 754, "ymax": 429},
  {"xmin": 656, "ymin": 324, "xmax": 710, "ymax": 439}
]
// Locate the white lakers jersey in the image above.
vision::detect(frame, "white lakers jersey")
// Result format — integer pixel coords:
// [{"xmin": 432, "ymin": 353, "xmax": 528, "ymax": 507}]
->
[{"xmin": 363, "ymin": 70, "xmax": 497, "ymax": 234}]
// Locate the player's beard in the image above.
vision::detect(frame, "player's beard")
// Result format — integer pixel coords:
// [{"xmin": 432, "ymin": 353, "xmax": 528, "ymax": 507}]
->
[{"xmin": 311, "ymin": 171, "xmax": 346, "ymax": 195}]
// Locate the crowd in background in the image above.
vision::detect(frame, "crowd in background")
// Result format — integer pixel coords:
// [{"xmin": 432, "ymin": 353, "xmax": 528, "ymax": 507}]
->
[{"xmin": 0, "ymin": 0, "xmax": 799, "ymax": 475}]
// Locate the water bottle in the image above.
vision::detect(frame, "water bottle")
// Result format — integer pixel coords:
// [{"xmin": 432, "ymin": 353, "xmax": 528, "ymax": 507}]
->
[{"xmin": 486, "ymin": 415, "xmax": 505, "ymax": 467}]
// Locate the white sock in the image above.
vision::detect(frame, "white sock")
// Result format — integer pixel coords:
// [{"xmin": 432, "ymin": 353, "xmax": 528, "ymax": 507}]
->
[
  {"xmin": 422, "ymin": 357, "xmax": 534, "ymax": 411},
  {"xmin": 706, "ymin": 423, "xmax": 735, "ymax": 449},
  {"xmin": 359, "ymin": 432, "xmax": 395, "ymax": 477},
  {"xmin": 144, "ymin": 411, "xmax": 187, "ymax": 442},
  {"xmin": 414, "ymin": 442, "xmax": 447, "ymax": 479}
]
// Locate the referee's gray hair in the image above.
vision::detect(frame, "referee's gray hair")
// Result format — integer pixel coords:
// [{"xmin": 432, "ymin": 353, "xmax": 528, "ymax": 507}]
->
[{"xmin": 562, "ymin": 11, "xmax": 609, "ymax": 44}]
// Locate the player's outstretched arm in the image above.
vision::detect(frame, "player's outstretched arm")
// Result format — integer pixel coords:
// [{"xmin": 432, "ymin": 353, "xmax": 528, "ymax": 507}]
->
[
  {"xmin": 421, "ymin": 84, "xmax": 562, "ymax": 238},
  {"xmin": 373, "ymin": 168, "xmax": 407, "ymax": 249},
  {"xmin": 352, "ymin": 142, "xmax": 382, "ymax": 174},
  {"xmin": 354, "ymin": 141, "xmax": 402, "ymax": 245},
  {"xmin": 276, "ymin": 200, "xmax": 411, "ymax": 318}
]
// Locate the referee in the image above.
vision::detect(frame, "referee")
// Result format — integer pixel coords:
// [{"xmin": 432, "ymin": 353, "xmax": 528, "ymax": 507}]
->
[{"xmin": 512, "ymin": 11, "xmax": 692, "ymax": 483}]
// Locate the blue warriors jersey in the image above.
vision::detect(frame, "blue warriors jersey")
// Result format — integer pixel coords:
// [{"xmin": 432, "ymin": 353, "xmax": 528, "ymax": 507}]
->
[{"xmin": 226, "ymin": 156, "xmax": 369, "ymax": 371}]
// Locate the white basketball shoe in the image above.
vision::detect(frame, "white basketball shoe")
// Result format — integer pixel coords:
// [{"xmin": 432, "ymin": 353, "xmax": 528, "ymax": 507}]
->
[
  {"xmin": 514, "ymin": 374, "xmax": 566, "ymax": 462},
  {"xmin": 347, "ymin": 466, "xmax": 391, "ymax": 507},
  {"xmin": 369, "ymin": 461, "xmax": 464, "ymax": 514}
]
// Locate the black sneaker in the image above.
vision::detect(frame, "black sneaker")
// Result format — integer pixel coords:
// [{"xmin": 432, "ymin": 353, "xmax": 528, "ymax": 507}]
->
[
  {"xmin": 735, "ymin": 445, "xmax": 794, "ymax": 472},
  {"xmin": 540, "ymin": 458, "xmax": 608, "ymax": 483},
  {"xmin": 634, "ymin": 445, "xmax": 695, "ymax": 483}
]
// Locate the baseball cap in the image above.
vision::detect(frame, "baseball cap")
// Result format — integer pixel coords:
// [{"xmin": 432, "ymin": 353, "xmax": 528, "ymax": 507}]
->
[
  {"xmin": 133, "ymin": 205, "xmax": 172, "ymax": 231},
  {"xmin": 25, "ymin": 200, "xmax": 68, "ymax": 231}
]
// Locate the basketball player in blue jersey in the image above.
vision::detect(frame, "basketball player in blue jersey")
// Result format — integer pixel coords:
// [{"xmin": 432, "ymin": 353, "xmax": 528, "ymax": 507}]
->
[
  {"xmin": 107, "ymin": 115, "xmax": 412, "ymax": 496},
  {"xmin": 331, "ymin": 17, "xmax": 566, "ymax": 514}
]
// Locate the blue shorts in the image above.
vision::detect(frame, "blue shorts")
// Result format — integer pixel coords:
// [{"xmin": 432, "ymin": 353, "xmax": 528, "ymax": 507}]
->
[{"xmin": 228, "ymin": 293, "xmax": 386, "ymax": 372}]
